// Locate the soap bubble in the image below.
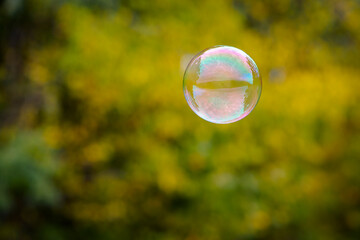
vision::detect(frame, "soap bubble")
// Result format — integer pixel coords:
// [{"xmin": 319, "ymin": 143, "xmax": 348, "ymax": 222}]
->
[{"xmin": 183, "ymin": 46, "xmax": 262, "ymax": 124}]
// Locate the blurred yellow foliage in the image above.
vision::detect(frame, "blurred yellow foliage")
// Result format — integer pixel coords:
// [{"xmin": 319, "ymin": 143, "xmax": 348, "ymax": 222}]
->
[{"xmin": 1, "ymin": 0, "xmax": 360, "ymax": 239}]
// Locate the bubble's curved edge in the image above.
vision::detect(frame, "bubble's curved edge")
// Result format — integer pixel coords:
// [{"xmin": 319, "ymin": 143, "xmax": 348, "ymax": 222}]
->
[
  {"xmin": 182, "ymin": 45, "xmax": 262, "ymax": 125},
  {"xmin": 243, "ymin": 51, "xmax": 262, "ymax": 122},
  {"xmin": 182, "ymin": 46, "xmax": 216, "ymax": 122},
  {"xmin": 182, "ymin": 45, "xmax": 229, "ymax": 124}
]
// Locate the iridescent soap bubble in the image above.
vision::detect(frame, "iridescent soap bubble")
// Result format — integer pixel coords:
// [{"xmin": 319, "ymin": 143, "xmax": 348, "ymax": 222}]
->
[{"xmin": 183, "ymin": 46, "xmax": 262, "ymax": 124}]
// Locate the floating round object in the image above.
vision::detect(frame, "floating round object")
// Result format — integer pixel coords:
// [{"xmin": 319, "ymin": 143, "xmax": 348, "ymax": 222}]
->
[{"xmin": 183, "ymin": 45, "xmax": 262, "ymax": 124}]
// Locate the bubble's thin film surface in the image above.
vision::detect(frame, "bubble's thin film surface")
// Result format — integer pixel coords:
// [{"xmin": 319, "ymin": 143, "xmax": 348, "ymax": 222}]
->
[{"xmin": 183, "ymin": 46, "xmax": 262, "ymax": 124}]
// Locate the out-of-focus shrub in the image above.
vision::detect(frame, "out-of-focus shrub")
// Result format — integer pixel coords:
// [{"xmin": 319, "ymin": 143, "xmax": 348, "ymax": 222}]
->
[{"xmin": 1, "ymin": 0, "xmax": 360, "ymax": 239}]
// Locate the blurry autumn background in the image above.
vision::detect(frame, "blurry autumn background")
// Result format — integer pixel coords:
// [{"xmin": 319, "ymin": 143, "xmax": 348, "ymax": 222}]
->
[{"xmin": 1, "ymin": 0, "xmax": 360, "ymax": 239}]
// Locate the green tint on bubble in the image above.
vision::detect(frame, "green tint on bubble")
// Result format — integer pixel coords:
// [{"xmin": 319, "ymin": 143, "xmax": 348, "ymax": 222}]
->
[{"xmin": 183, "ymin": 46, "xmax": 262, "ymax": 124}]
